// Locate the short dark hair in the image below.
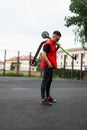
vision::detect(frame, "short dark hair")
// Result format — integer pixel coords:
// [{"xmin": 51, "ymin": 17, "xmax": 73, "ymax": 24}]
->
[{"xmin": 53, "ymin": 31, "xmax": 61, "ymax": 37}]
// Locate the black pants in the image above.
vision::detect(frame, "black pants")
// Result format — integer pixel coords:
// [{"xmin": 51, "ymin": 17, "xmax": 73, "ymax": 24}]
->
[{"xmin": 41, "ymin": 67, "xmax": 53, "ymax": 99}]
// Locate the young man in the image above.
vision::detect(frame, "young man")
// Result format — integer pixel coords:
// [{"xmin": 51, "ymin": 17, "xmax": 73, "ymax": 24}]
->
[{"xmin": 40, "ymin": 30, "xmax": 61, "ymax": 105}]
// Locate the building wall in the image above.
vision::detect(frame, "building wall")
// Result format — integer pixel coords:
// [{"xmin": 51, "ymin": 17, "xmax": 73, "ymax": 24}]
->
[
  {"xmin": 0, "ymin": 64, "xmax": 4, "ymax": 70},
  {"xmin": 5, "ymin": 60, "xmax": 37, "ymax": 71},
  {"xmin": 20, "ymin": 60, "xmax": 36, "ymax": 71},
  {"xmin": 57, "ymin": 47, "xmax": 87, "ymax": 70}
]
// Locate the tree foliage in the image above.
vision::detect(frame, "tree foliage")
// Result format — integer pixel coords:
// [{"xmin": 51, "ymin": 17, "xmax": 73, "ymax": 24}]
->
[{"xmin": 65, "ymin": 0, "xmax": 87, "ymax": 48}]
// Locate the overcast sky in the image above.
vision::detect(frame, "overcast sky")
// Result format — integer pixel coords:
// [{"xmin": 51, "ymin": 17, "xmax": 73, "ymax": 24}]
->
[{"xmin": 0, "ymin": 0, "xmax": 81, "ymax": 53}]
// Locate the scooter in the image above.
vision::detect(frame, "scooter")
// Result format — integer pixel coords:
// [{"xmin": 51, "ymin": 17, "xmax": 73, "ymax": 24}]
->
[{"xmin": 30, "ymin": 31, "xmax": 76, "ymax": 66}]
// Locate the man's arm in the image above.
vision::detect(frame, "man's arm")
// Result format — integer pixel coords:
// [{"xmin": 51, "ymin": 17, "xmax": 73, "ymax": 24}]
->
[
  {"xmin": 42, "ymin": 51, "xmax": 53, "ymax": 68},
  {"xmin": 42, "ymin": 44, "xmax": 53, "ymax": 68},
  {"xmin": 56, "ymin": 43, "xmax": 60, "ymax": 51}
]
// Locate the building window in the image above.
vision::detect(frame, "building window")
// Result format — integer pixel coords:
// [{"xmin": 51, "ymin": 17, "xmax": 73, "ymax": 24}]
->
[
  {"xmin": 61, "ymin": 62, "xmax": 62, "ymax": 66},
  {"xmin": 71, "ymin": 62, "xmax": 73, "ymax": 65},
  {"xmin": 65, "ymin": 62, "xmax": 67, "ymax": 66},
  {"xmin": 61, "ymin": 55, "xmax": 63, "ymax": 59},
  {"xmin": 76, "ymin": 54, "xmax": 79, "ymax": 59},
  {"xmin": 83, "ymin": 61, "xmax": 85, "ymax": 64},
  {"xmin": 66, "ymin": 55, "xmax": 68, "ymax": 59},
  {"xmin": 83, "ymin": 53, "xmax": 85, "ymax": 58}
]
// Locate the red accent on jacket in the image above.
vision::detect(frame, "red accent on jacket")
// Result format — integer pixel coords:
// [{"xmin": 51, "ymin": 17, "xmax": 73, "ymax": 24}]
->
[{"xmin": 41, "ymin": 38, "xmax": 57, "ymax": 69}]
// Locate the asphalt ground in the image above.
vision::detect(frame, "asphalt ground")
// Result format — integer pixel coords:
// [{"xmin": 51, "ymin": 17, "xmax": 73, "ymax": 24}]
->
[{"xmin": 0, "ymin": 77, "xmax": 87, "ymax": 130}]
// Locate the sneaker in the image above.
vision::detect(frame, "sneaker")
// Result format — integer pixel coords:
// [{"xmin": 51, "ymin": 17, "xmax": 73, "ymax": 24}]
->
[
  {"xmin": 46, "ymin": 101, "xmax": 52, "ymax": 106},
  {"xmin": 47, "ymin": 96, "xmax": 57, "ymax": 103},
  {"xmin": 40, "ymin": 99, "xmax": 52, "ymax": 106}
]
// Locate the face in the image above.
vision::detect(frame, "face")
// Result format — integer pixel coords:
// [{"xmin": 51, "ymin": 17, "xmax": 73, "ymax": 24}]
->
[{"xmin": 52, "ymin": 34, "xmax": 60, "ymax": 42}]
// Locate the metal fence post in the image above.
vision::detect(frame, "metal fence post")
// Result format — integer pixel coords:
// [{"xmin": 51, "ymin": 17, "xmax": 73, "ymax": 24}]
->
[
  {"xmin": 16, "ymin": 51, "xmax": 20, "ymax": 76},
  {"xmin": 71, "ymin": 56, "xmax": 74, "ymax": 79},
  {"xmin": 80, "ymin": 53, "xmax": 83, "ymax": 80},
  {"xmin": 28, "ymin": 52, "xmax": 31, "ymax": 77},
  {"xmin": 63, "ymin": 55, "xmax": 66, "ymax": 78},
  {"xmin": 3, "ymin": 50, "xmax": 6, "ymax": 76}
]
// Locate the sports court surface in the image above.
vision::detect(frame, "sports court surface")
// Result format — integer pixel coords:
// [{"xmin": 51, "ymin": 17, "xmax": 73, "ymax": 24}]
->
[{"xmin": 0, "ymin": 77, "xmax": 87, "ymax": 130}]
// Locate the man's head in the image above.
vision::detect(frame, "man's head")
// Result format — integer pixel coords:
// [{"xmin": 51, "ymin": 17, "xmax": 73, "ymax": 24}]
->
[{"xmin": 52, "ymin": 30, "xmax": 61, "ymax": 42}]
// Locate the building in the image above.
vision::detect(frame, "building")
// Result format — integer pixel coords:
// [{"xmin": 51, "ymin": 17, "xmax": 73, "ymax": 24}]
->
[
  {"xmin": 6, "ymin": 55, "xmax": 37, "ymax": 71},
  {"xmin": 57, "ymin": 47, "xmax": 87, "ymax": 70},
  {"xmin": 0, "ymin": 61, "xmax": 4, "ymax": 70}
]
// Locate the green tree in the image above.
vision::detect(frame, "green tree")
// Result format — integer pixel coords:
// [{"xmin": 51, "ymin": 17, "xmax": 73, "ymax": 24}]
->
[{"xmin": 65, "ymin": 0, "xmax": 87, "ymax": 49}]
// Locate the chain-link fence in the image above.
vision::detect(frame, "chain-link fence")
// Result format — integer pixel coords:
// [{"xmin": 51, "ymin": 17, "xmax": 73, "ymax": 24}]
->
[{"xmin": 0, "ymin": 49, "xmax": 87, "ymax": 80}]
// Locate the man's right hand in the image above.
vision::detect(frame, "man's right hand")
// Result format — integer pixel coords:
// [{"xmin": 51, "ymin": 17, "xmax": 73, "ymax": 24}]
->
[{"xmin": 48, "ymin": 62, "xmax": 53, "ymax": 68}]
